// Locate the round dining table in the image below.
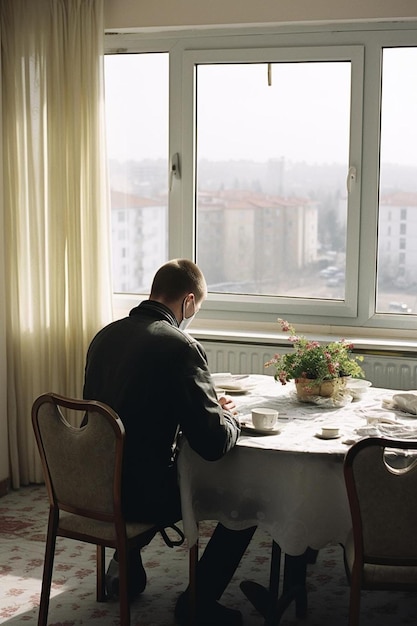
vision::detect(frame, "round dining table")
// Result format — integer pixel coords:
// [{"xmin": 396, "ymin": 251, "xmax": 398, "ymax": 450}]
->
[
  {"xmin": 178, "ymin": 374, "xmax": 404, "ymax": 554},
  {"xmin": 177, "ymin": 374, "xmax": 416, "ymax": 621}
]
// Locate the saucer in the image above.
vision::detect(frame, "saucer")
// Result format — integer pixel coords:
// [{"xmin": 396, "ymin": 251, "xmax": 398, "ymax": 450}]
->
[
  {"xmin": 315, "ymin": 432, "xmax": 341, "ymax": 440},
  {"xmin": 240, "ymin": 422, "xmax": 280, "ymax": 436}
]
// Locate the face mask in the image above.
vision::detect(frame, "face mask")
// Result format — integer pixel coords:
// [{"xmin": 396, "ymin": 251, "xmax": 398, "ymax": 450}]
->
[{"xmin": 179, "ymin": 296, "xmax": 196, "ymax": 331}]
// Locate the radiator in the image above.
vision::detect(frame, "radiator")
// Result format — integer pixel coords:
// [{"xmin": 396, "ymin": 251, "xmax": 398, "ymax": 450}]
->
[{"xmin": 200, "ymin": 340, "xmax": 417, "ymax": 391}]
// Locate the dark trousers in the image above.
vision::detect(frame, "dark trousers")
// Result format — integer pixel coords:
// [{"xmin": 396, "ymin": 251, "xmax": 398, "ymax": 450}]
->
[
  {"xmin": 121, "ymin": 522, "xmax": 256, "ymax": 601},
  {"xmin": 196, "ymin": 523, "xmax": 257, "ymax": 601}
]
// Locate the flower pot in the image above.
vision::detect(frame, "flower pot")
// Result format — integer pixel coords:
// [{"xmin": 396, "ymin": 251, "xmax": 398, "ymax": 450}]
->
[{"xmin": 295, "ymin": 377, "xmax": 347, "ymax": 401}]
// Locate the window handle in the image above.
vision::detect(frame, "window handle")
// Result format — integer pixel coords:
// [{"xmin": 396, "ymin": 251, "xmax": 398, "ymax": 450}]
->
[
  {"xmin": 346, "ymin": 166, "xmax": 356, "ymax": 193},
  {"xmin": 169, "ymin": 153, "xmax": 181, "ymax": 190}
]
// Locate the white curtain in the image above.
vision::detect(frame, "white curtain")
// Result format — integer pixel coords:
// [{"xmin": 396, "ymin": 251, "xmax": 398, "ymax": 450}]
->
[{"xmin": 1, "ymin": 0, "xmax": 113, "ymax": 487}]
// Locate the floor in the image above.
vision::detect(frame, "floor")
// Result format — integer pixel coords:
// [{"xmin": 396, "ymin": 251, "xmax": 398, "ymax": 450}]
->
[{"xmin": 0, "ymin": 485, "xmax": 416, "ymax": 625}]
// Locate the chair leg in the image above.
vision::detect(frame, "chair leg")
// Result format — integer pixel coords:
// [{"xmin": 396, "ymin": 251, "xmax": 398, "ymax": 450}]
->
[
  {"xmin": 38, "ymin": 508, "xmax": 58, "ymax": 626},
  {"xmin": 97, "ymin": 545, "xmax": 106, "ymax": 602},
  {"xmin": 189, "ymin": 540, "xmax": 199, "ymax": 626},
  {"xmin": 348, "ymin": 573, "xmax": 361, "ymax": 626},
  {"xmin": 117, "ymin": 542, "xmax": 131, "ymax": 626}
]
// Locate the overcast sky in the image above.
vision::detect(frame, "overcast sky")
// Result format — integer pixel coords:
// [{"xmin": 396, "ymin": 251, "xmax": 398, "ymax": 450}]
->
[{"xmin": 104, "ymin": 48, "xmax": 417, "ymax": 169}]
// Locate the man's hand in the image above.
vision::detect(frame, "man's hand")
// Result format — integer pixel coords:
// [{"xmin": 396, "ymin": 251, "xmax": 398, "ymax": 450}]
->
[{"xmin": 218, "ymin": 394, "xmax": 237, "ymax": 413}]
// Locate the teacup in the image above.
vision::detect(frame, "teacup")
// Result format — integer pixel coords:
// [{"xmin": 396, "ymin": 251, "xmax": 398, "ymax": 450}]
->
[
  {"xmin": 252, "ymin": 408, "xmax": 278, "ymax": 431},
  {"xmin": 321, "ymin": 426, "xmax": 340, "ymax": 439}
]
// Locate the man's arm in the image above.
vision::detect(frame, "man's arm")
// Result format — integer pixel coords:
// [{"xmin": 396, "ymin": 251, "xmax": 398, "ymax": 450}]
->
[{"xmin": 179, "ymin": 340, "xmax": 241, "ymax": 461}]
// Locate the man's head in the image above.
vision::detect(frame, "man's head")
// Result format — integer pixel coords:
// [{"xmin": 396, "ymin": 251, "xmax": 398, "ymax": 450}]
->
[{"xmin": 150, "ymin": 259, "xmax": 207, "ymax": 327}]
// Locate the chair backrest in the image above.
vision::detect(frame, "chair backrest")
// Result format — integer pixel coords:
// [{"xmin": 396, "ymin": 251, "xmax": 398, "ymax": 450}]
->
[
  {"xmin": 344, "ymin": 436, "xmax": 417, "ymax": 565},
  {"xmin": 32, "ymin": 393, "xmax": 125, "ymax": 522}
]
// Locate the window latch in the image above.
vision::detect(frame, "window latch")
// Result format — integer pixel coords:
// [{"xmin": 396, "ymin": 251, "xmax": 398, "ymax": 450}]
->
[
  {"xmin": 169, "ymin": 153, "xmax": 181, "ymax": 190},
  {"xmin": 346, "ymin": 166, "xmax": 357, "ymax": 193}
]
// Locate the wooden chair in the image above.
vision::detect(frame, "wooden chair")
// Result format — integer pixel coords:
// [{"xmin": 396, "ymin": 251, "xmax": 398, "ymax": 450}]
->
[
  {"xmin": 32, "ymin": 392, "xmax": 195, "ymax": 626},
  {"xmin": 344, "ymin": 436, "xmax": 417, "ymax": 626}
]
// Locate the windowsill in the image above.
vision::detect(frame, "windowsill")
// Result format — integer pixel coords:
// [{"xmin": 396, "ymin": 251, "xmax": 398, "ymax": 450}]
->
[
  {"xmin": 189, "ymin": 319, "xmax": 417, "ymax": 354},
  {"xmin": 113, "ymin": 294, "xmax": 417, "ymax": 354}
]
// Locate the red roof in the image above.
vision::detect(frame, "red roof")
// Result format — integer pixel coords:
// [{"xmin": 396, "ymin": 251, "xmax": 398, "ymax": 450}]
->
[
  {"xmin": 380, "ymin": 192, "xmax": 417, "ymax": 207},
  {"xmin": 198, "ymin": 189, "xmax": 311, "ymax": 210},
  {"xmin": 111, "ymin": 189, "xmax": 161, "ymax": 209}
]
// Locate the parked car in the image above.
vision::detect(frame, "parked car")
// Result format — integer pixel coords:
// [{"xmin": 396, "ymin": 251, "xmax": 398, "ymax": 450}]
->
[
  {"xmin": 320, "ymin": 266, "xmax": 340, "ymax": 278},
  {"xmin": 326, "ymin": 277, "xmax": 343, "ymax": 287},
  {"xmin": 388, "ymin": 301, "xmax": 412, "ymax": 314},
  {"xmin": 393, "ymin": 277, "xmax": 411, "ymax": 289}
]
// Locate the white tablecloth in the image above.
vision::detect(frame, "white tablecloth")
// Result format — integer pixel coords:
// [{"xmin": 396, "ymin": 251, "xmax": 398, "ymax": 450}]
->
[{"xmin": 178, "ymin": 375, "xmax": 416, "ymax": 555}]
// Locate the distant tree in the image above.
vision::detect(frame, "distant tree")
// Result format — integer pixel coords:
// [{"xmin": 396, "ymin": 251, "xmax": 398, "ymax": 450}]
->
[
  {"xmin": 326, "ymin": 209, "xmax": 345, "ymax": 251},
  {"xmin": 318, "ymin": 192, "xmax": 345, "ymax": 251}
]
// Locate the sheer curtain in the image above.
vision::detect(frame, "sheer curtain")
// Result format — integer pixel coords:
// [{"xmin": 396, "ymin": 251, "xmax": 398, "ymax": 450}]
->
[{"xmin": 1, "ymin": 0, "xmax": 113, "ymax": 487}]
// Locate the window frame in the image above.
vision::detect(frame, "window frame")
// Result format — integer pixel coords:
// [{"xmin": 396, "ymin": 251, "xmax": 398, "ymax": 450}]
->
[
  {"xmin": 104, "ymin": 22, "xmax": 417, "ymax": 333},
  {"xmin": 180, "ymin": 45, "xmax": 364, "ymax": 319}
]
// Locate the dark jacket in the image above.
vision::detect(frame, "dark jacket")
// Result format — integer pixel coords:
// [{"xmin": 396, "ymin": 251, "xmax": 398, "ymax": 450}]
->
[{"xmin": 83, "ymin": 300, "xmax": 240, "ymax": 524}]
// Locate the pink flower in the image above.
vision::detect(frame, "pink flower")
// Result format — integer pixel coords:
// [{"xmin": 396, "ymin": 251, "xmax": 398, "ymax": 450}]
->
[
  {"xmin": 265, "ymin": 319, "xmax": 364, "ymax": 385},
  {"xmin": 278, "ymin": 371, "xmax": 288, "ymax": 384},
  {"xmin": 264, "ymin": 354, "xmax": 280, "ymax": 367}
]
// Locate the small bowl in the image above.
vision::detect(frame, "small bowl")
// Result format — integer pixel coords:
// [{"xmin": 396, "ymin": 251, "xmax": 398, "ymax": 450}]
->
[
  {"xmin": 321, "ymin": 426, "xmax": 340, "ymax": 439},
  {"xmin": 346, "ymin": 379, "xmax": 372, "ymax": 400}
]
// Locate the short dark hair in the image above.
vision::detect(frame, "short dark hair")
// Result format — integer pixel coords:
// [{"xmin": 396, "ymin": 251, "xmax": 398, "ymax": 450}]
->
[{"xmin": 150, "ymin": 259, "xmax": 207, "ymax": 303}]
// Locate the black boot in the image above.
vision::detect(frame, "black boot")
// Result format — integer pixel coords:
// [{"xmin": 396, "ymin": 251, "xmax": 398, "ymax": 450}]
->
[{"xmin": 105, "ymin": 550, "xmax": 147, "ymax": 601}]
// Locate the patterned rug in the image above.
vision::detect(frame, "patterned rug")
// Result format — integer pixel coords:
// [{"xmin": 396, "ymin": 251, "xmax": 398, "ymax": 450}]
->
[{"xmin": 0, "ymin": 485, "xmax": 416, "ymax": 625}]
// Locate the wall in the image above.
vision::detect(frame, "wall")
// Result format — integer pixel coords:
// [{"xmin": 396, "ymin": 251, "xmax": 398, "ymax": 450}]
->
[{"xmin": 104, "ymin": 0, "xmax": 417, "ymax": 30}]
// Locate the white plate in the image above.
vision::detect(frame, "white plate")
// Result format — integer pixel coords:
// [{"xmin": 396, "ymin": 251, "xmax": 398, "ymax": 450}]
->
[
  {"xmin": 212, "ymin": 374, "xmax": 256, "ymax": 393},
  {"xmin": 315, "ymin": 432, "xmax": 342, "ymax": 440},
  {"xmin": 216, "ymin": 382, "xmax": 257, "ymax": 394}
]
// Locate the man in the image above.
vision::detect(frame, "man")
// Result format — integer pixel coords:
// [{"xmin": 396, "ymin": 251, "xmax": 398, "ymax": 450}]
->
[{"xmin": 83, "ymin": 259, "xmax": 256, "ymax": 625}]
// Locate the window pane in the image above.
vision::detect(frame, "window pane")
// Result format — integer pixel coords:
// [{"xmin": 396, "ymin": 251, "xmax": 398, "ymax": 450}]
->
[
  {"xmin": 196, "ymin": 62, "xmax": 351, "ymax": 300},
  {"xmin": 377, "ymin": 47, "xmax": 417, "ymax": 315},
  {"xmin": 105, "ymin": 54, "xmax": 169, "ymax": 293}
]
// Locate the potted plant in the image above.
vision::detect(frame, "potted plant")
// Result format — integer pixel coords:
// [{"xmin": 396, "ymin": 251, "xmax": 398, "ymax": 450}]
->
[{"xmin": 265, "ymin": 319, "xmax": 365, "ymax": 400}]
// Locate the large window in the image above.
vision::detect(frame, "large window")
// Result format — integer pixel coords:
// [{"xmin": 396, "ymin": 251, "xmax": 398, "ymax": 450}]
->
[
  {"xmin": 376, "ymin": 47, "xmax": 417, "ymax": 316},
  {"xmin": 104, "ymin": 25, "xmax": 417, "ymax": 331},
  {"xmin": 104, "ymin": 53, "xmax": 169, "ymax": 293},
  {"xmin": 195, "ymin": 61, "xmax": 351, "ymax": 300}
]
